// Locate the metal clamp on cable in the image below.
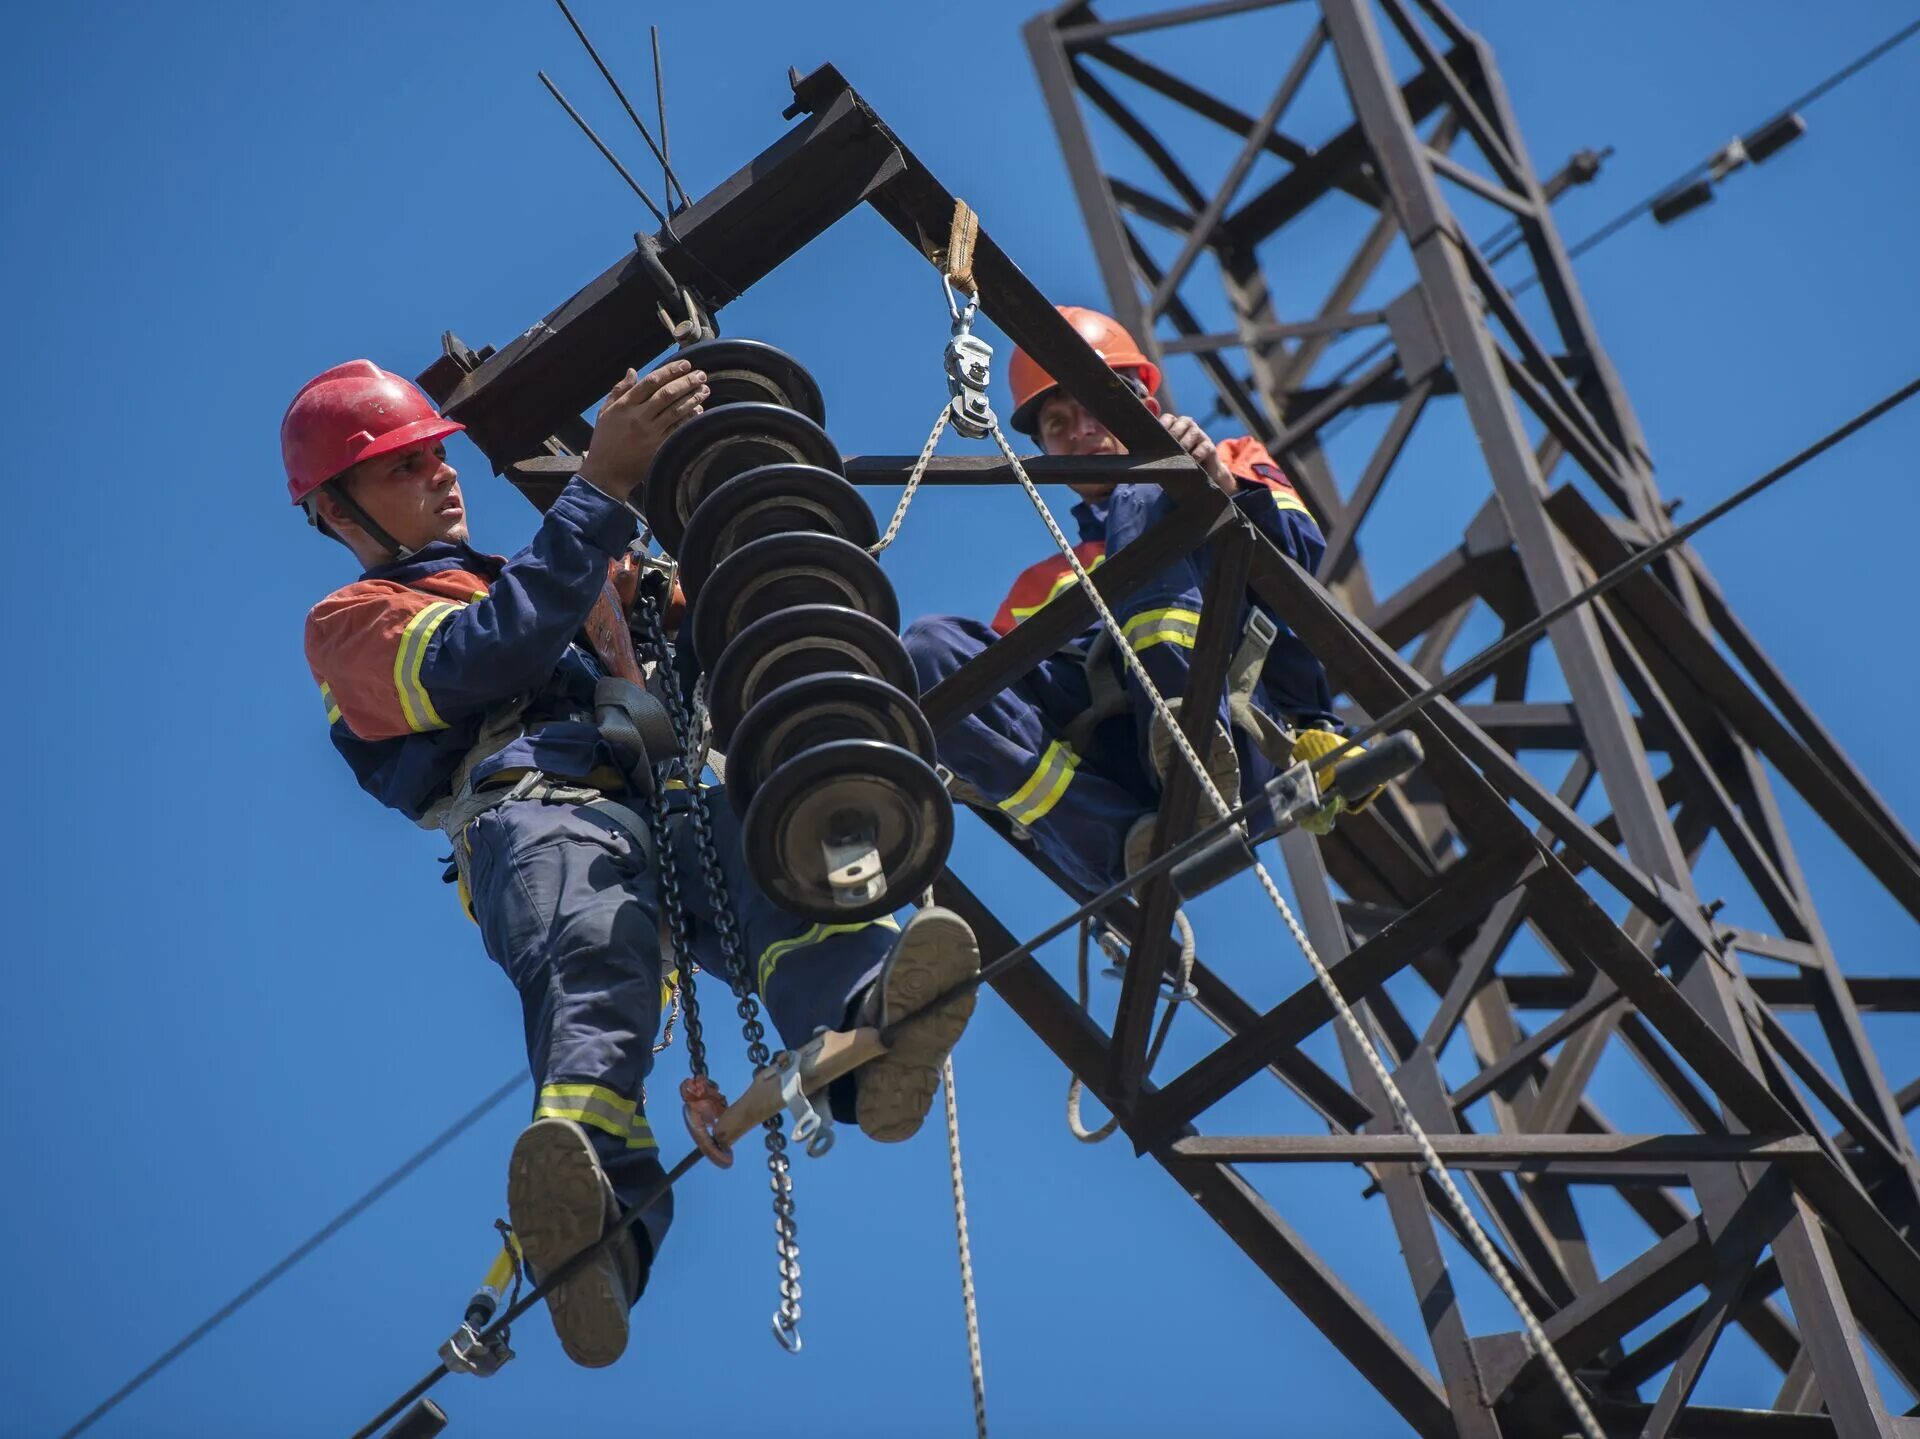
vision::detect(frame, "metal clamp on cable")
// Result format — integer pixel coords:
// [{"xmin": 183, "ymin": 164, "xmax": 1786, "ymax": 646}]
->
[
  {"xmin": 439, "ymin": 1229, "xmax": 520, "ymax": 1378},
  {"xmin": 439, "ymin": 1319, "xmax": 513, "ymax": 1379},
  {"xmin": 772, "ymin": 1049, "xmax": 835, "ymax": 1158}
]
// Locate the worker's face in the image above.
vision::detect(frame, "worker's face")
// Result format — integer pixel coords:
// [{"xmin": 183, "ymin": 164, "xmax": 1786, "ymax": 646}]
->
[
  {"xmin": 1035, "ymin": 388, "xmax": 1157, "ymax": 500},
  {"xmin": 341, "ymin": 440, "xmax": 468, "ymax": 550}
]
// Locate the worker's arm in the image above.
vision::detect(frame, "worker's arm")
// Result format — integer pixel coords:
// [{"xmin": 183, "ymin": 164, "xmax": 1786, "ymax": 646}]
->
[
  {"xmin": 306, "ymin": 477, "xmax": 636, "ymax": 738},
  {"xmin": 1217, "ymin": 436, "xmax": 1327, "ymax": 574},
  {"xmin": 308, "ymin": 362, "xmax": 708, "ymax": 740}
]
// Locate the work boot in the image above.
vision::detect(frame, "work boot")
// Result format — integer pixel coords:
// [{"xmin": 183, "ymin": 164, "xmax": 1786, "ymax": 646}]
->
[
  {"xmin": 506, "ymin": 1118, "xmax": 642, "ymax": 1368},
  {"xmin": 1126, "ymin": 701, "xmax": 1241, "ymax": 880},
  {"xmin": 853, "ymin": 906, "xmax": 981, "ymax": 1142}
]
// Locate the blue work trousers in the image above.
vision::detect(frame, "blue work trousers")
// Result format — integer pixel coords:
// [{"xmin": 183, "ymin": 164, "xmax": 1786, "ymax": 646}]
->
[
  {"xmin": 902, "ymin": 614, "xmax": 1154, "ymax": 898},
  {"xmin": 463, "ymin": 787, "xmax": 898, "ymax": 1263}
]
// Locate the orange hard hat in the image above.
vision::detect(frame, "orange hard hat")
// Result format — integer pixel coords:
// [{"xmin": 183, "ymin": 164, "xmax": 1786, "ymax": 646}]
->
[{"xmin": 1007, "ymin": 306, "xmax": 1162, "ymax": 435}]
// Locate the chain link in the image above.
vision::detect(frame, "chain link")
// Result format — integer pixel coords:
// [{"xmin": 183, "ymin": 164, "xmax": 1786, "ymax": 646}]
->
[{"xmin": 635, "ymin": 589, "xmax": 803, "ymax": 1351}]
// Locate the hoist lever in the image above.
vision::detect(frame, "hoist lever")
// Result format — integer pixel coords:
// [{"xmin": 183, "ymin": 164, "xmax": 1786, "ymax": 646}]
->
[{"xmin": 712, "ymin": 1026, "xmax": 887, "ymax": 1150}]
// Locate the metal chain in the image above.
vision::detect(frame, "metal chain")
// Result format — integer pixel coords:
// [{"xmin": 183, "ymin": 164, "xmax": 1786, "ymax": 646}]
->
[
  {"xmin": 869, "ymin": 403, "xmax": 951, "ymax": 555},
  {"xmin": 635, "ymin": 590, "xmax": 803, "ymax": 1352},
  {"xmin": 637, "ymin": 599, "xmax": 709, "ymax": 1080},
  {"xmin": 987, "ymin": 414, "xmax": 1605, "ymax": 1439}
]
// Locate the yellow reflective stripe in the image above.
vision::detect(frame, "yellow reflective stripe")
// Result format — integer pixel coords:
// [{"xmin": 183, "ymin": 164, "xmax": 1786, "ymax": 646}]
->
[
  {"xmin": 1122, "ymin": 606, "xmax": 1202, "ymax": 653},
  {"xmin": 1271, "ymin": 492, "xmax": 1315, "ymax": 518},
  {"xmin": 999, "ymin": 740, "xmax": 1080, "ymax": 827},
  {"xmin": 393, "ymin": 601, "xmax": 461, "ymax": 732},
  {"xmin": 319, "ymin": 681, "xmax": 341, "ymax": 726},
  {"xmin": 534, "ymin": 1081, "xmax": 655, "ymax": 1148},
  {"xmin": 1008, "ymin": 555, "xmax": 1105, "ymax": 622},
  {"xmin": 757, "ymin": 916, "xmax": 901, "ymax": 995}
]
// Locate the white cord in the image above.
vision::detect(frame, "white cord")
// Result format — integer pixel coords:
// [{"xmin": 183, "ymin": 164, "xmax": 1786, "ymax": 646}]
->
[
  {"xmin": 943, "ymin": 1056, "xmax": 988, "ymax": 1439},
  {"xmin": 871, "ymin": 404, "xmax": 951, "ymax": 555},
  {"xmin": 987, "ymin": 416, "xmax": 1603, "ymax": 1439}
]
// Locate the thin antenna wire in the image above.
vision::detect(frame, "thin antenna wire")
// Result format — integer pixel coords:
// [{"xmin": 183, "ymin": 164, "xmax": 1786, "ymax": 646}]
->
[
  {"xmin": 553, "ymin": 0, "xmax": 691, "ymax": 213},
  {"xmin": 652, "ymin": 25, "xmax": 687, "ymax": 212},
  {"xmin": 539, "ymin": 70, "xmax": 669, "ymax": 226}
]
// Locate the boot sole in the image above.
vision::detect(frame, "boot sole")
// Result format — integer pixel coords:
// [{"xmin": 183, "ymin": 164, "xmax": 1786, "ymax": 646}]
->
[
  {"xmin": 857, "ymin": 908, "xmax": 980, "ymax": 1143},
  {"xmin": 506, "ymin": 1119, "xmax": 631, "ymax": 1369}
]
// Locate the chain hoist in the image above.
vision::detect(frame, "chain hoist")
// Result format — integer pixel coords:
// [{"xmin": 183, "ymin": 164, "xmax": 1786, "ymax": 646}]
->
[{"xmin": 635, "ymin": 588, "xmax": 808, "ymax": 1351}]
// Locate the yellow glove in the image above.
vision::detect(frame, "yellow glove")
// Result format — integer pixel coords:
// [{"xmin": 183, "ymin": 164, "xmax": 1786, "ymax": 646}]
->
[{"xmin": 1290, "ymin": 728, "xmax": 1386, "ymax": 832}]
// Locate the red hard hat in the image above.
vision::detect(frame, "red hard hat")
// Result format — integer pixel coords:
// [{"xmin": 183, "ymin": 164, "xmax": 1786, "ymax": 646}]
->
[
  {"xmin": 1007, "ymin": 306, "xmax": 1162, "ymax": 436},
  {"xmin": 281, "ymin": 360, "xmax": 465, "ymax": 505}
]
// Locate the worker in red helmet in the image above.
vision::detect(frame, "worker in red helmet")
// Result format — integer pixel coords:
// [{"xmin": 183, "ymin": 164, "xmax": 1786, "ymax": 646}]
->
[
  {"xmin": 903, "ymin": 305, "xmax": 1360, "ymax": 897},
  {"xmin": 291, "ymin": 358, "xmax": 978, "ymax": 1369}
]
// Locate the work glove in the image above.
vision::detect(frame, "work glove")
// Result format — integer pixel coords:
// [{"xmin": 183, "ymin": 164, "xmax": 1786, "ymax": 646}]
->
[{"xmin": 1290, "ymin": 727, "xmax": 1386, "ymax": 835}]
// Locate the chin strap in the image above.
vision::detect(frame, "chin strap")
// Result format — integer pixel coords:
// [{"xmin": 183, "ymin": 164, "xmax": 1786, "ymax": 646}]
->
[{"xmin": 317, "ymin": 477, "xmax": 416, "ymax": 563}]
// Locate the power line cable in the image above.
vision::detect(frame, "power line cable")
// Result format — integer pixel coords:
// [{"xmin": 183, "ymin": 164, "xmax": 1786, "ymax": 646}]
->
[
  {"xmin": 1237, "ymin": 14, "xmax": 1920, "ymax": 430},
  {"xmin": 56, "ymin": 1072, "xmax": 527, "ymax": 1439}
]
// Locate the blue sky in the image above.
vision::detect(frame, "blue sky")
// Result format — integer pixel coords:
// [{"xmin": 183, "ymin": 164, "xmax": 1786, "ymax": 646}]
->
[{"xmin": 5, "ymin": 3, "xmax": 1920, "ymax": 1436}]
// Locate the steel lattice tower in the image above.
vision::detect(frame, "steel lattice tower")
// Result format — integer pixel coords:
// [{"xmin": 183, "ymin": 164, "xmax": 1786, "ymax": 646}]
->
[
  {"xmin": 1017, "ymin": 2, "xmax": 1920, "ymax": 1433},
  {"xmin": 411, "ymin": 10, "xmax": 1920, "ymax": 1429}
]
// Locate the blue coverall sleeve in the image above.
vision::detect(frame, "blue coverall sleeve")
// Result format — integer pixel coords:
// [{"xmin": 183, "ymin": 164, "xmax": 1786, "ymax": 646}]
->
[{"xmin": 414, "ymin": 476, "xmax": 637, "ymax": 723}]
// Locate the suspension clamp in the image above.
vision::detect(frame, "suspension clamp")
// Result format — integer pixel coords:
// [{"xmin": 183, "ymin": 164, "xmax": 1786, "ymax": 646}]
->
[{"xmin": 440, "ymin": 1319, "xmax": 515, "ymax": 1377}]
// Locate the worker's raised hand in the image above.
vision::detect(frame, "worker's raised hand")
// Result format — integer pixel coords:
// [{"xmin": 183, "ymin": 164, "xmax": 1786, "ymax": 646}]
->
[
  {"xmin": 579, "ymin": 359, "xmax": 710, "ymax": 500},
  {"xmin": 1162, "ymin": 412, "xmax": 1239, "ymax": 494}
]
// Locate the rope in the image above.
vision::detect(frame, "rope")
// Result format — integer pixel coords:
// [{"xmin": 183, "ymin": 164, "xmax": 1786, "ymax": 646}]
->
[
  {"xmin": 943, "ymin": 1056, "xmax": 989, "ymax": 1439},
  {"xmin": 986, "ymin": 416, "xmax": 1607, "ymax": 1439},
  {"xmin": 870, "ymin": 403, "xmax": 952, "ymax": 555},
  {"xmin": 1067, "ymin": 911, "xmax": 1195, "ymax": 1143}
]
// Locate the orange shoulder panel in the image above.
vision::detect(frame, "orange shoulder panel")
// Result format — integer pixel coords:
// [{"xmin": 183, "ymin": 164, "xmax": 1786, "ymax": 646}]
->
[
  {"xmin": 991, "ymin": 541, "xmax": 1107, "ymax": 635},
  {"xmin": 305, "ymin": 573, "xmax": 484, "ymax": 741}
]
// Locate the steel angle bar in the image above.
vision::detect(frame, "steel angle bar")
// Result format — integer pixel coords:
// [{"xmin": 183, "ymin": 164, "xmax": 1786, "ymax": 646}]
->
[
  {"xmin": 1171, "ymin": 1133, "xmax": 1824, "ymax": 1168},
  {"xmin": 933, "ymin": 869, "xmax": 1456, "ymax": 1439},
  {"xmin": 1132, "ymin": 843, "xmax": 1538, "ymax": 1149},
  {"xmin": 1059, "ymin": 0, "xmax": 1306, "ymax": 47},
  {"xmin": 1145, "ymin": 22, "xmax": 1325, "ymax": 317},
  {"xmin": 1546, "ymin": 485, "xmax": 1920, "ymax": 919},
  {"xmin": 438, "ymin": 82, "xmax": 902, "ymax": 463},
  {"xmin": 920, "ymin": 486, "xmax": 1223, "ymax": 732},
  {"xmin": 1108, "ymin": 525, "xmax": 1254, "ymax": 1101},
  {"xmin": 839, "ymin": 454, "xmax": 1202, "ymax": 488}
]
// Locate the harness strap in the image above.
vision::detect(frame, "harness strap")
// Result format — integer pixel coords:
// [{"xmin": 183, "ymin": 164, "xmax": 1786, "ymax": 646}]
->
[
  {"xmin": 1223, "ymin": 609, "xmax": 1297, "ymax": 766},
  {"xmin": 1061, "ymin": 628, "xmax": 1129, "ymax": 758}
]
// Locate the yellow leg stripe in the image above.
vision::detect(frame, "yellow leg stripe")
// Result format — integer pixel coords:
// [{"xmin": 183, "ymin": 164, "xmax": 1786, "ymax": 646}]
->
[
  {"xmin": 1121, "ymin": 607, "xmax": 1203, "ymax": 653},
  {"xmin": 535, "ymin": 1101, "xmax": 658, "ymax": 1151},
  {"xmin": 757, "ymin": 916, "xmax": 901, "ymax": 995},
  {"xmin": 393, "ymin": 600, "xmax": 461, "ymax": 732},
  {"xmin": 1128, "ymin": 626, "xmax": 1200, "ymax": 652},
  {"xmin": 998, "ymin": 740, "xmax": 1080, "ymax": 827}
]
